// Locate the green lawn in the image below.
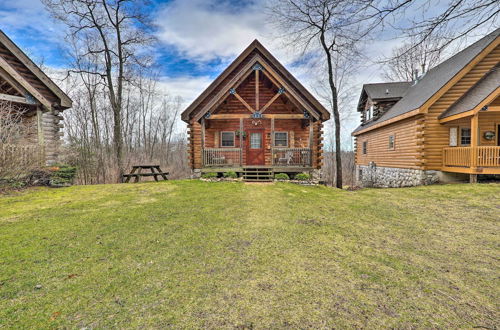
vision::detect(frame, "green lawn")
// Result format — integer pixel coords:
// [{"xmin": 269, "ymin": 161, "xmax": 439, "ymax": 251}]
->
[{"xmin": 0, "ymin": 181, "xmax": 499, "ymax": 328}]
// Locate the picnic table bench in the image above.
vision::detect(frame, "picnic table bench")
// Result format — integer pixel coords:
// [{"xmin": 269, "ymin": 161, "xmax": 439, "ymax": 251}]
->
[{"xmin": 122, "ymin": 165, "xmax": 169, "ymax": 183}]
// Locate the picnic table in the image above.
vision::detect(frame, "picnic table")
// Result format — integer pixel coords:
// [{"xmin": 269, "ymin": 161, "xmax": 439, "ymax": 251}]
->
[{"xmin": 122, "ymin": 165, "xmax": 169, "ymax": 183}]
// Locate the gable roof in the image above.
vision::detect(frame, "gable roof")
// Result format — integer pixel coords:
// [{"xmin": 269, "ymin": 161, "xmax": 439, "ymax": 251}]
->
[
  {"xmin": 0, "ymin": 29, "xmax": 72, "ymax": 110},
  {"xmin": 357, "ymin": 81, "xmax": 412, "ymax": 111},
  {"xmin": 353, "ymin": 27, "xmax": 500, "ymax": 134},
  {"xmin": 440, "ymin": 64, "xmax": 500, "ymax": 119},
  {"xmin": 181, "ymin": 39, "xmax": 330, "ymax": 122}
]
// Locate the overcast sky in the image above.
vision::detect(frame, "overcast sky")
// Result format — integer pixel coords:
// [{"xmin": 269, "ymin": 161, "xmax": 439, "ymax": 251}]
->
[{"xmin": 0, "ymin": 0, "xmax": 496, "ymax": 146}]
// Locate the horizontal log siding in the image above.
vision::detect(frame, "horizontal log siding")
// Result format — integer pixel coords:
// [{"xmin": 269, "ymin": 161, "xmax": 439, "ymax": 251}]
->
[
  {"xmin": 424, "ymin": 45, "xmax": 500, "ymax": 170},
  {"xmin": 356, "ymin": 117, "xmax": 420, "ymax": 169}
]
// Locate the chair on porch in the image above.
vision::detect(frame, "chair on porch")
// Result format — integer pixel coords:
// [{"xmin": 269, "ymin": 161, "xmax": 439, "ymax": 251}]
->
[{"xmin": 278, "ymin": 151, "xmax": 294, "ymax": 165}]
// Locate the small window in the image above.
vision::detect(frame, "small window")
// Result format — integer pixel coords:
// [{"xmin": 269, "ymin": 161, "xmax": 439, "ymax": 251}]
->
[
  {"xmin": 388, "ymin": 135, "xmax": 395, "ymax": 150},
  {"xmin": 366, "ymin": 105, "xmax": 373, "ymax": 121},
  {"xmin": 250, "ymin": 132, "xmax": 262, "ymax": 149},
  {"xmin": 460, "ymin": 128, "xmax": 471, "ymax": 146},
  {"xmin": 221, "ymin": 131, "xmax": 235, "ymax": 147},
  {"xmin": 274, "ymin": 132, "xmax": 288, "ymax": 147},
  {"xmin": 362, "ymin": 141, "xmax": 368, "ymax": 155},
  {"xmin": 358, "ymin": 169, "xmax": 363, "ymax": 181}
]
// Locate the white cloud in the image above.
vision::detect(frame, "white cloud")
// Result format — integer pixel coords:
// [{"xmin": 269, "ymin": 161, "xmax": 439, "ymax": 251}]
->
[
  {"xmin": 155, "ymin": 0, "xmax": 274, "ymax": 62},
  {"xmin": 157, "ymin": 75, "xmax": 213, "ymax": 106}
]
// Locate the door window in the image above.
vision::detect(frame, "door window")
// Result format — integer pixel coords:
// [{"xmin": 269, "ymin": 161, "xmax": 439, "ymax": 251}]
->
[{"xmin": 250, "ymin": 133, "xmax": 262, "ymax": 149}]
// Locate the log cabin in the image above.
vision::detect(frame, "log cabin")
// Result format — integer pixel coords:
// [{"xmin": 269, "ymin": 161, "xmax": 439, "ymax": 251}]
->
[
  {"xmin": 353, "ymin": 28, "xmax": 500, "ymax": 187},
  {"xmin": 181, "ymin": 40, "xmax": 330, "ymax": 181},
  {"xmin": 0, "ymin": 29, "xmax": 72, "ymax": 166}
]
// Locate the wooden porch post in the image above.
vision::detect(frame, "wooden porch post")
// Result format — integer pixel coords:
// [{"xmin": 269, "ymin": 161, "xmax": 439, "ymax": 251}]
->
[
  {"xmin": 470, "ymin": 113, "xmax": 479, "ymax": 183},
  {"xmin": 271, "ymin": 117, "xmax": 275, "ymax": 166},
  {"xmin": 201, "ymin": 118, "xmax": 205, "ymax": 167},
  {"xmin": 239, "ymin": 117, "xmax": 243, "ymax": 165}
]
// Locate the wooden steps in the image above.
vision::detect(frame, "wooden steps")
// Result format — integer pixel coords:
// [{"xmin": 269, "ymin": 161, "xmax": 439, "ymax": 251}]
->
[{"xmin": 242, "ymin": 168, "xmax": 273, "ymax": 182}]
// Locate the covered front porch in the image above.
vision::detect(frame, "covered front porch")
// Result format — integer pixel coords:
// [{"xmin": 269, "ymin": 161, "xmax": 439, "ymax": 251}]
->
[{"xmin": 441, "ymin": 103, "xmax": 500, "ymax": 177}]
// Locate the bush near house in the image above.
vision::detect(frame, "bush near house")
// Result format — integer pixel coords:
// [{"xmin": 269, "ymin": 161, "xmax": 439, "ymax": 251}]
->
[
  {"xmin": 274, "ymin": 173, "xmax": 289, "ymax": 181},
  {"xmin": 294, "ymin": 173, "xmax": 310, "ymax": 181},
  {"xmin": 201, "ymin": 172, "xmax": 218, "ymax": 179},
  {"xmin": 223, "ymin": 171, "xmax": 238, "ymax": 179}
]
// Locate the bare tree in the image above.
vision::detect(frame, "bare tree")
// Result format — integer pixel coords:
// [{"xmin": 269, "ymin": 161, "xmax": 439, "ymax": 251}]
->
[
  {"xmin": 382, "ymin": 36, "xmax": 446, "ymax": 81},
  {"xmin": 269, "ymin": 0, "xmax": 370, "ymax": 188},
  {"xmin": 43, "ymin": 0, "xmax": 154, "ymax": 182}
]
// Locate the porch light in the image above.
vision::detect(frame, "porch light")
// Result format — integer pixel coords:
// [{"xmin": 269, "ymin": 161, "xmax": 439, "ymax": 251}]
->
[
  {"xmin": 303, "ymin": 110, "xmax": 310, "ymax": 119},
  {"xmin": 481, "ymin": 106, "xmax": 488, "ymax": 111},
  {"xmin": 204, "ymin": 112, "xmax": 211, "ymax": 119}
]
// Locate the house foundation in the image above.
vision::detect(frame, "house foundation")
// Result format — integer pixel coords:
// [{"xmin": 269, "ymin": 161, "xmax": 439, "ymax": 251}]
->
[{"xmin": 357, "ymin": 163, "xmax": 439, "ymax": 188}]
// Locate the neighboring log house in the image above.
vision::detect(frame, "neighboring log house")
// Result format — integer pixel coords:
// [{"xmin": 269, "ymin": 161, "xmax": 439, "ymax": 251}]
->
[
  {"xmin": 0, "ymin": 30, "xmax": 71, "ymax": 165},
  {"xmin": 181, "ymin": 40, "xmax": 330, "ymax": 181},
  {"xmin": 353, "ymin": 28, "xmax": 500, "ymax": 187}
]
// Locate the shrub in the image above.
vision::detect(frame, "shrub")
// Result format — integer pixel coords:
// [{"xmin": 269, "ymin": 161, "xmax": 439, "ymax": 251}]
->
[
  {"xmin": 202, "ymin": 172, "xmax": 218, "ymax": 179},
  {"xmin": 295, "ymin": 173, "xmax": 310, "ymax": 181},
  {"xmin": 48, "ymin": 164, "xmax": 77, "ymax": 186},
  {"xmin": 274, "ymin": 173, "xmax": 289, "ymax": 181},
  {"xmin": 223, "ymin": 171, "xmax": 238, "ymax": 179}
]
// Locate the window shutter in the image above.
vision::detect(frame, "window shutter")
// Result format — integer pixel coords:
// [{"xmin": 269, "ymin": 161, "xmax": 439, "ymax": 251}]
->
[
  {"xmin": 449, "ymin": 127, "xmax": 457, "ymax": 146},
  {"xmin": 214, "ymin": 130, "xmax": 219, "ymax": 147},
  {"xmin": 289, "ymin": 131, "xmax": 295, "ymax": 147}
]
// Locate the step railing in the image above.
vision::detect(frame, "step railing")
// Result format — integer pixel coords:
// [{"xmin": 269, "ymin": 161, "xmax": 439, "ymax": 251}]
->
[
  {"xmin": 203, "ymin": 148, "xmax": 242, "ymax": 167},
  {"xmin": 272, "ymin": 148, "xmax": 311, "ymax": 166}
]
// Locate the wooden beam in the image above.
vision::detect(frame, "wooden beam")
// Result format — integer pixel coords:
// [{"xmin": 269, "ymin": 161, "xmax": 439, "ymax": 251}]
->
[
  {"xmin": 271, "ymin": 117, "xmax": 275, "ymax": 147},
  {"xmin": 255, "ymin": 69, "xmax": 259, "ymax": 111},
  {"xmin": 260, "ymin": 65, "xmax": 320, "ymax": 120},
  {"xmin": 0, "ymin": 93, "xmax": 32, "ymax": 105},
  {"xmin": 260, "ymin": 92, "xmax": 281, "ymax": 113},
  {"xmin": 233, "ymin": 92, "xmax": 255, "ymax": 113},
  {"xmin": 193, "ymin": 55, "xmax": 260, "ymax": 121},
  {"xmin": 0, "ymin": 56, "xmax": 52, "ymax": 110},
  {"xmin": 0, "ymin": 30, "xmax": 72, "ymax": 108},
  {"xmin": 0, "ymin": 66, "xmax": 28, "ymax": 96},
  {"xmin": 471, "ymin": 113, "xmax": 479, "ymax": 170},
  {"xmin": 209, "ymin": 113, "xmax": 304, "ymax": 119},
  {"xmin": 201, "ymin": 118, "xmax": 206, "ymax": 149}
]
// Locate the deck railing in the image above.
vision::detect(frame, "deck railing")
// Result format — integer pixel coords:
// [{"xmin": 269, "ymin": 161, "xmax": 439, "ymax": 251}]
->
[
  {"xmin": 272, "ymin": 148, "xmax": 311, "ymax": 166},
  {"xmin": 477, "ymin": 146, "xmax": 500, "ymax": 167},
  {"xmin": 443, "ymin": 146, "xmax": 500, "ymax": 168},
  {"xmin": 203, "ymin": 148, "xmax": 241, "ymax": 167},
  {"xmin": 0, "ymin": 144, "xmax": 42, "ymax": 168},
  {"xmin": 443, "ymin": 147, "xmax": 471, "ymax": 167}
]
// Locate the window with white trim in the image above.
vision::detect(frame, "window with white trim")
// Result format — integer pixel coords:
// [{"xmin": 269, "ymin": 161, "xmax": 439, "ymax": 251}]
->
[
  {"xmin": 460, "ymin": 128, "xmax": 471, "ymax": 146},
  {"xmin": 221, "ymin": 131, "xmax": 235, "ymax": 147},
  {"xmin": 274, "ymin": 132, "xmax": 288, "ymax": 147}
]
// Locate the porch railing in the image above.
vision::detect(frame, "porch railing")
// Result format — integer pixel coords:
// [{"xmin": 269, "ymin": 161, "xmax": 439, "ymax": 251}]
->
[
  {"xmin": 443, "ymin": 146, "xmax": 500, "ymax": 168},
  {"xmin": 203, "ymin": 148, "xmax": 241, "ymax": 167},
  {"xmin": 272, "ymin": 148, "xmax": 311, "ymax": 167},
  {"xmin": 443, "ymin": 147, "xmax": 471, "ymax": 167},
  {"xmin": 477, "ymin": 146, "xmax": 500, "ymax": 167}
]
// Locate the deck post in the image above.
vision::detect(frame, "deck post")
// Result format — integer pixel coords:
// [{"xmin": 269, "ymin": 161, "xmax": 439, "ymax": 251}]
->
[
  {"xmin": 239, "ymin": 117, "xmax": 243, "ymax": 166},
  {"xmin": 470, "ymin": 113, "xmax": 479, "ymax": 174},
  {"xmin": 201, "ymin": 118, "xmax": 206, "ymax": 166}
]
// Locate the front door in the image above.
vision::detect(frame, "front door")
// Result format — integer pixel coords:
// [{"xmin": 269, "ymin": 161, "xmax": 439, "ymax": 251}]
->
[
  {"xmin": 246, "ymin": 129, "xmax": 265, "ymax": 165},
  {"xmin": 497, "ymin": 125, "xmax": 500, "ymax": 145}
]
